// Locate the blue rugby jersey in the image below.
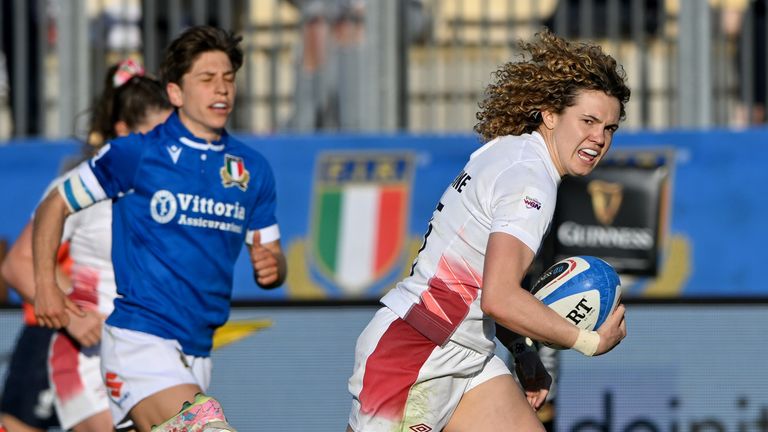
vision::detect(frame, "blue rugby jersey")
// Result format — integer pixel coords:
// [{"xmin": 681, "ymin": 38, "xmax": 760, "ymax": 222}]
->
[{"xmin": 61, "ymin": 112, "xmax": 279, "ymax": 356}]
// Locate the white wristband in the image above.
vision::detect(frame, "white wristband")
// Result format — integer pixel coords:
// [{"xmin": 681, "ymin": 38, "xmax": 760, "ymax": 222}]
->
[{"xmin": 572, "ymin": 329, "xmax": 600, "ymax": 356}]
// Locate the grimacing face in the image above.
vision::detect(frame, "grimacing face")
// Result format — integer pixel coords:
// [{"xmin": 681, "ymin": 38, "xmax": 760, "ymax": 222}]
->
[
  {"xmin": 167, "ymin": 50, "xmax": 236, "ymax": 142},
  {"xmin": 540, "ymin": 90, "xmax": 621, "ymax": 178}
]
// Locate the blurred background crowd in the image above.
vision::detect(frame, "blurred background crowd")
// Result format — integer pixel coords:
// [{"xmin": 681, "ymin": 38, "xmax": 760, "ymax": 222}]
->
[{"xmin": 0, "ymin": 0, "xmax": 766, "ymax": 142}]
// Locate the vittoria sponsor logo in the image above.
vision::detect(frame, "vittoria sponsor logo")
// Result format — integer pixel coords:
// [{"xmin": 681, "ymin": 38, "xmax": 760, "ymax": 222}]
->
[
  {"xmin": 524, "ymin": 196, "xmax": 542, "ymax": 210},
  {"xmin": 149, "ymin": 189, "xmax": 245, "ymax": 233},
  {"xmin": 149, "ymin": 190, "xmax": 177, "ymax": 223}
]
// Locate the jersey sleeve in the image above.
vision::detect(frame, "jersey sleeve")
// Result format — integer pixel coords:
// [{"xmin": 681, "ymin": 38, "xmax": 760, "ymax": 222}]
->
[
  {"xmin": 35, "ymin": 175, "xmax": 78, "ymax": 241},
  {"xmin": 488, "ymin": 164, "xmax": 556, "ymax": 254},
  {"xmin": 57, "ymin": 137, "xmax": 143, "ymax": 212},
  {"xmin": 245, "ymin": 158, "xmax": 280, "ymax": 245}
]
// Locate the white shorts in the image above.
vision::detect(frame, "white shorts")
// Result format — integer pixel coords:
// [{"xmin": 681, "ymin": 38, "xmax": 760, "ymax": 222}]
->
[
  {"xmin": 100, "ymin": 324, "xmax": 212, "ymax": 425},
  {"xmin": 348, "ymin": 307, "xmax": 511, "ymax": 432},
  {"xmin": 48, "ymin": 332, "xmax": 109, "ymax": 430}
]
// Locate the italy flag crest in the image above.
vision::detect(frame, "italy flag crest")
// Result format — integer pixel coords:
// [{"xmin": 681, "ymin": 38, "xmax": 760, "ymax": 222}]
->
[
  {"xmin": 310, "ymin": 152, "xmax": 414, "ymax": 296},
  {"xmin": 221, "ymin": 154, "xmax": 250, "ymax": 191}
]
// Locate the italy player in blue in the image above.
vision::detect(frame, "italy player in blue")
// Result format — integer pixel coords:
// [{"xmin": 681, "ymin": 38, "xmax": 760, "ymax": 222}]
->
[{"xmin": 31, "ymin": 26, "xmax": 286, "ymax": 432}]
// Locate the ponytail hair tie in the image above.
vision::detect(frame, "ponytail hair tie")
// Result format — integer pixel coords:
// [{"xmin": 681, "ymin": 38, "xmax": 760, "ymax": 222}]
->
[{"xmin": 113, "ymin": 59, "xmax": 145, "ymax": 88}]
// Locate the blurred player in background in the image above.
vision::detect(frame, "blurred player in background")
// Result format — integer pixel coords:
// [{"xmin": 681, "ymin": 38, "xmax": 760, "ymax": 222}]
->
[
  {"xmin": 2, "ymin": 59, "xmax": 172, "ymax": 432},
  {"xmin": 32, "ymin": 26, "xmax": 286, "ymax": 432},
  {"xmin": 1, "ymin": 262, "xmax": 64, "ymax": 432},
  {"xmin": 347, "ymin": 30, "xmax": 629, "ymax": 432}
]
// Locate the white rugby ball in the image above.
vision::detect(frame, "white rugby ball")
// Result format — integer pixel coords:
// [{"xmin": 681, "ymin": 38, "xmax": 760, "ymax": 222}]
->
[{"xmin": 531, "ymin": 256, "xmax": 621, "ymax": 349}]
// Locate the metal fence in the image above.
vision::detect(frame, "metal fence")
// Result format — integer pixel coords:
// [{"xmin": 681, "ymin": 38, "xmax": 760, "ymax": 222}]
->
[{"xmin": 0, "ymin": 0, "xmax": 765, "ymax": 140}]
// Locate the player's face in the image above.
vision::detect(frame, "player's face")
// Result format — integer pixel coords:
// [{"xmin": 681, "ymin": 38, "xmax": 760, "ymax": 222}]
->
[
  {"xmin": 168, "ymin": 50, "xmax": 236, "ymax": 142},
  {"xmin": 542, "ymin": 90, "xmax": 621, "ymax": 177}
]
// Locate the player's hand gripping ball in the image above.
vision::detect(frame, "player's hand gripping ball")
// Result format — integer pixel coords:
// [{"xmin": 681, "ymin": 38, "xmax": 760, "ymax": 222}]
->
[{"xmin": 531, "ymin": 256, "xmax": 621, "ymax": 349}]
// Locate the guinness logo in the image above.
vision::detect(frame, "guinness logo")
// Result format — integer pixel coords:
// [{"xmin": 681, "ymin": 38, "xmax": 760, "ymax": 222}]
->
[{"xmin": 587, "ymin": 180, "xmax": 623, "ymax": 225}]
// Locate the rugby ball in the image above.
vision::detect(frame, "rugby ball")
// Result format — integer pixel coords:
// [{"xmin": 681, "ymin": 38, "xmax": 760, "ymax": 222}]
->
[{"xmin": 530, "ymin": 256, "xmax": 621, "ymax": 349}]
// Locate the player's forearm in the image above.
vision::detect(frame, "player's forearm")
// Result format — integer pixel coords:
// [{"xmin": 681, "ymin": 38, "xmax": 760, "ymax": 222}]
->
[
  {"xmin": 32, "ymin": 192, "xmax": 69, "ymax": 294},
  {"xmin": 1, "ymin": 222, "xmax": 36, "ymax": 303},
  {"xmin": 484, "ymin": 287, "xmax": 580, "ymax": 350}
]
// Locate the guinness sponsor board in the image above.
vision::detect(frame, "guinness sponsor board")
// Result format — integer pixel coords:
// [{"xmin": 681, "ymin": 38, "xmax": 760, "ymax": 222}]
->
[{"xmin": 552, "ymin": 150, "xmax": 672, "ymax": 276}]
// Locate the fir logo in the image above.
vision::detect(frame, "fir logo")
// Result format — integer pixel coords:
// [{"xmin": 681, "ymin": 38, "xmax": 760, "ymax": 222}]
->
[
  {"xmin": 310, "ymin": 152, "xmax": 414, "ymax": 295},
  {"xmin": 220, "ymin": 154, "xmax": 250, "ymax": 191}
]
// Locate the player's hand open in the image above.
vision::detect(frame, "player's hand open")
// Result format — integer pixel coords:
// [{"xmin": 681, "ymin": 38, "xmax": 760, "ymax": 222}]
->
[
  {"xmin": 65, "ymin": 309, "xmax": 104, "ymax": 347},
  {"xmin": 34, "ymin": 282, "xmax": 85, "ymax": 328},
  {"xmin": 514, "ymin": 350, "xmax": 552, "ymax": 410}
]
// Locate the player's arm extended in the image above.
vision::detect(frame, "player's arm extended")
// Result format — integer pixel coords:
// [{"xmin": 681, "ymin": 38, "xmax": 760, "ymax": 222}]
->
[
  {"xmin": 249, "ymin": 229, "xmax": 287, "ymax": 289},
  {"xmin": 2, "ymin": 222, "xmax": 36, "ymax": 303},
  {"xmin": 481, "ymin": 231, "xmax": 625, "ymax": 356},
  {"xmin": 32, "ymin": 191, "xmax": 82, "ymax": 328},
  {"xmin": 1, "ymin": 221, "xmax": 72, "ymax": 304}
]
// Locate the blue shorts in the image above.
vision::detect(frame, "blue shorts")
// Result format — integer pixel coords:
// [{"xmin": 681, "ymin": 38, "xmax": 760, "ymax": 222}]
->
[{"xmin": 0, "ymin": 325, "xmax": 60, "ymax": 428}]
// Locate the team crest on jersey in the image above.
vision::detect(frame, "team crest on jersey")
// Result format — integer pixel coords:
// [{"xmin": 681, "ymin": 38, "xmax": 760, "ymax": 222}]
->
[
  {"xmin": 310, "ymin": 152, "xmax": 414, "ymax": 296},
  {"xmin": 220, "ymin": 154, "xmax": 250, "ymax": 191}
]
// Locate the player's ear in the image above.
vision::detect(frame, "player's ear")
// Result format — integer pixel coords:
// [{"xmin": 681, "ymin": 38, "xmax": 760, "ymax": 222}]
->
[
  {"xmin": 114, "ymin": 120, "xmax": 130, "ymax": 137},
  {"xmin": 166, "ymin": 82, "xmax": 183, "ymax": 108},
  {"xmin": 540, "ymin": 109, "xmax": 557, "ymax": 130}
]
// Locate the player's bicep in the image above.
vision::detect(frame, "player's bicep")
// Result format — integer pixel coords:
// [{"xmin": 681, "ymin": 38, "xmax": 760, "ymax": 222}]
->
[
  {"xmin": 481, "ymin": 232, "xmax": 536, "ymax": 317},
  {"xmin": 484, "ymin": 232, "xmax": 535, "ymax": 292}
]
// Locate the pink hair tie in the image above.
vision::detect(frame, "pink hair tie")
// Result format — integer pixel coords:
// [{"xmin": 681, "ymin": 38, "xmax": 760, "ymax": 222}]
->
[{"xmin": 113, "ymin": 59, "xmax": 145, "ymax": 88}]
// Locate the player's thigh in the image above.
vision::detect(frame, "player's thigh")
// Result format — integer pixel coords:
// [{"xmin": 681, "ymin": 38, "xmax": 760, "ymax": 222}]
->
[
  {"xmin": 445, "ymin": 374, "xmax": 545, "ymax": 432},
  {"xmin": 101, "ymin": 325, "xmax": 210, "ymax": 430},
  {"xmin": 128, "ymin": 383, "xmax": 202, "ymax": 432}
]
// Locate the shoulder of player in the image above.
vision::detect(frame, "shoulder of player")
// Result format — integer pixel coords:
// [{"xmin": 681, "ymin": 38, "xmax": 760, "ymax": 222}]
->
[
  {"xmin": 103, "ymin": 132, "xmax": 150, "ymax": 156},
  {"xmin": 472, "ymin": 135, "xmax": 551, "ymax": 179}
]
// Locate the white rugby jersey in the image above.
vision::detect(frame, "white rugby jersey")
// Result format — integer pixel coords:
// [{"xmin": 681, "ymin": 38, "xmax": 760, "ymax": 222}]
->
[
  {"xmin": 61, "ymin": 200, "xmax": 116, "ymax": 317},
  {"xmin": 381, "ymin": 132, "xmax": 561, "ymax": 355},
  {"xmin": 41, "ymin": 176, "xmax": 117, "ymax": 317}
]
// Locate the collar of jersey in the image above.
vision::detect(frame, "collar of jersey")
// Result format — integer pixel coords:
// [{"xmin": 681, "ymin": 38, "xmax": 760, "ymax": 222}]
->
[{"xmin": 166, "ymin": 111, "xmax": 228, "ymax": 152}]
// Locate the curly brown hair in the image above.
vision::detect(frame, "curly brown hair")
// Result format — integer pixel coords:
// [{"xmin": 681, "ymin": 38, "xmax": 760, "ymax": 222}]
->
[{"xmin": 474, "ymin": 30, "xmax": 631, "ymax": 142}]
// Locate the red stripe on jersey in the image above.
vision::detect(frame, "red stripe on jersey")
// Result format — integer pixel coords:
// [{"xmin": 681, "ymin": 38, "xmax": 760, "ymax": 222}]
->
[
  {"xmin": 404, "ymin": 275, "xmax": 476, "ymax": 345},
  {"xmin": 50, "ymin": 333, "xmax": 84, "ymax": 402},
  {"xmin": 69, "ymin": 265, "xmax": 100, "ymax": 310},
  {"xmin": 434, "ymin": 255, "xmax": 481, "ymax": 306},
  {"xmin": 359, "ymin": 318, "xmax": 436, "ymax": 420}
]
